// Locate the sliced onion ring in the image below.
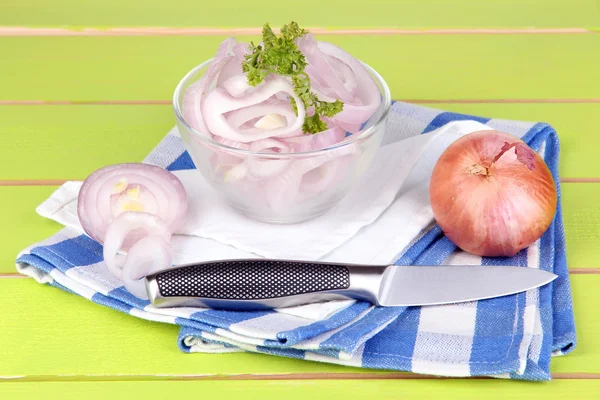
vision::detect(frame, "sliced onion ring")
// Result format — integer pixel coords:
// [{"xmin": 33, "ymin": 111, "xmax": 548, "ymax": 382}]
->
[
  {"xmin": 263, "ymin": 143, "xmax": 359, "ymax": 210},
  {"xmin": 77, "ymin": 163, "xmax": 187, "ymax": 243},
  {"xmin": 102, "ymin": 212, "xmax": 172, "ymax": 279},
  {"xmin": 202, "ymin": 75, "xmax": 306, "ymax": 142},
  {"xmin": 183, "ymin": 38, "xmax": 238, "ymax": 135},
  {"xmin": 316, "ymin": 42, "xmax": 381, "ymax": 126},
  {"xmin": 121, "ymin": 235, "xmax": 172, "ymax": 299},
  {"xmin": 282, "ymin": 122, "xmax": 345, "ymax": 152},
  {"xmin": 296, "ymin": 33, "xmax": 355, "ymax": 103},
  {"xmin": 245, "ymin": 139, "xmax": 291, "ymax": 178},
  {"xmin": 225, "ymin": 100, "xmax": 297, "ymax": 130}
]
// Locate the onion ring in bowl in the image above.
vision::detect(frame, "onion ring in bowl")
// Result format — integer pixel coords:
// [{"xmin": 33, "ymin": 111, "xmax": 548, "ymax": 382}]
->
[
  {"xmin": 282, "ymin": 122, "xmax": 346, "ymax": 152},
  {"xmin": 217, "ymin": 43, "xmax": 251, "ymax": 89},
  {"xmin": 245, "ymin": 139, "xmax": 291, "ymax": 178},
  {"xmin": 264, "ymin": 145, "xmax": 356, "ymax": 211},
  {"xmin": 183, "ymin": 38, "xmax": 238, "ymax": 135},
  {"xmin": 202, "ymin": 75, "xmax": 306, "ymax": 142},
  {"xmin": 296, "ymin": 33, "xmax": 355, "ymax": 103},
  {"xmin": 316, "ymin": 42, "xmax": 381, "ymax": 126}
]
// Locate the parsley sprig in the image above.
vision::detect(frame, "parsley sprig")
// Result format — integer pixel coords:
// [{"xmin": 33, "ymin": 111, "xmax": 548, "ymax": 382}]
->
[{"xmin": 241, "ymin": 22, "xmax": 344, "ymax": 134}]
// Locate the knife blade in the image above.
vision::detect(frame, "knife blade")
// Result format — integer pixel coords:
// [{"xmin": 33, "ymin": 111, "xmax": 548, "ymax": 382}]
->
[{"xmin": 144, "ymin": 259, "xmax": 557, "ymax": 310}]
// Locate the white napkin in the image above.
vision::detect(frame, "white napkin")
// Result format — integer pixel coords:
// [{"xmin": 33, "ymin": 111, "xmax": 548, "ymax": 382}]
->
[{"xmin": 37, "ymin": 120, "xmax": 492, "ymax": 265}]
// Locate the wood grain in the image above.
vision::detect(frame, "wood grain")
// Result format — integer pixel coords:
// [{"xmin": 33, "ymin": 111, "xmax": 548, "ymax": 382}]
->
[
  {"xmin": 1, "ymin": 36, "xmax": 599, "ymax": 102},
  {"xmin": 0, "ymin": 27, "xmax": 595, "ymax": 36},
  {"xmin": 1, "ymin": 372, "xmax": 600, "ymax": 382},
  {"xmin": 1, "ymin": 0, "xmax": 598, "ymax": 29},
  {"xmin": 1, "ymin": 380, "xmax": 599, "ymax": 400}
]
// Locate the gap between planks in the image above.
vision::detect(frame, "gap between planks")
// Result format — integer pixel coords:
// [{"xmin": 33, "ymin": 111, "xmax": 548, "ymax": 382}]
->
[
  {"xmin": 0, "ymin": 27, "xmax": 597, "ymax": 37},
  {"xmin": 1, "ymin": 178, "xmax": 599, "ymax": 186},
  {"xmin": 2, "ymin": 269, "xmax": 599, "ymax": 279},
  {"xmin": 2, "ymin": 99, "xmax": 600, "ymax": 106},
  {"xmin": 1, "ymin": 372, "xmax": 599, "ymax": 382}
]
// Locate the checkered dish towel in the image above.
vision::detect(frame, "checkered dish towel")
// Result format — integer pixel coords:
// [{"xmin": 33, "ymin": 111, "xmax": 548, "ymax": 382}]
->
[{"xmin": 16, "ymin": 102, "xmax": 576, "ymax": 380}]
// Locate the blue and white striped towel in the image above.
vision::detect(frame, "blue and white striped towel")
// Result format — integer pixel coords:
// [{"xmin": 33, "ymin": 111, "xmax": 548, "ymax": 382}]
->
[{"xmin": 16, "ymin": 102, "xmax": 576, "ymax": 380}]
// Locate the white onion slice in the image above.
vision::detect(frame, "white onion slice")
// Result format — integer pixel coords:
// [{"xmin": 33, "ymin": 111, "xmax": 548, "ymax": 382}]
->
[
  {"xmin": 296, "ymin": 34, "xmax": 355, "ymax": 103},
  {"xmin": 316, "ymin": 42, "xmax": 381, "ymax": 126},
  {"xmin": 282, "ymin": 123, "xmax": 346, "ymax": 152},
  {"xmin": 245, "ymin": 139, "xmax": 291, "ymax": 178},
  {"xmin": 264, "ymin": 146, "xmax": 355, "ymax": 211},
  {"xmin": 77, "ymin": 163, "xmax": 187, "ymax": 244},
  {"xmin": 217, "ymin": 43, "xmax": 251, "ymax": 89},
  {"xmin": 213, "ymin": 136, "xmax": 250, "ymax": 150},
  {"xmin": 202, "ymin": 75, "xmax": 306, "ymax": 142},
  {"xmin": 221, "ymin": 74, "xmax": 253, "ymax": 98},
  {"xmin": 334, "ymin": 120, "xmax": 364, "ymax": 135},
  {"xmin": 121, "ymin": 235, "xmax": 172, "ymax": 299},
  {"xmin": 225, "ymin": 100, "xmax": 297, "ymax": 132},
  {"xmin": 102, "ymin": 212, "xmax": 172, "ymax": 280},
  {"xmin": 183, "ymin": 38, "xmax": 238, "ymax": 135}
]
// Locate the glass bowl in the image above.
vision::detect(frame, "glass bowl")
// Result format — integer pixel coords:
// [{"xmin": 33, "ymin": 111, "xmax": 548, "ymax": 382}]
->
[{"xmin": 173, "ymin": 59, "xmax": 391, "ymax": 224}]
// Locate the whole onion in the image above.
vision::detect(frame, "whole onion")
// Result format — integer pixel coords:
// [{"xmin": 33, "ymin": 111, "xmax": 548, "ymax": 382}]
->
[{"xmin": 429, "ymin": 130, "xmax": 557, "ymax": 257}]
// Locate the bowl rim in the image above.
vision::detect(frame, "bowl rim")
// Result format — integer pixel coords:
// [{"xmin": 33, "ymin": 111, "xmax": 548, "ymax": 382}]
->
[{"xmin": 173, "ymin": 57, "xmax": 392, "ymax": 157}]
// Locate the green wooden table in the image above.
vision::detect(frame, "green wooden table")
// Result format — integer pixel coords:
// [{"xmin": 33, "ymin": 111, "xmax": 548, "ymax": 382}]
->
[{"xmin": 1, "ymin": 1, "xmax": 599, "ymax": 398}]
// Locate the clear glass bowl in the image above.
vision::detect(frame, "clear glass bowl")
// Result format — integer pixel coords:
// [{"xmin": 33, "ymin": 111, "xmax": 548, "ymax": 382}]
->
[{"xmin": 173, "ymin": 59, "xmax": 391, "ymax": 224}]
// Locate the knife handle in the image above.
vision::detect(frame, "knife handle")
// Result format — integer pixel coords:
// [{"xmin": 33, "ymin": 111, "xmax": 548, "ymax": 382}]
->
[{"xmin": 145, "ymin": 259, "xmax": 386, "ymax": 310}]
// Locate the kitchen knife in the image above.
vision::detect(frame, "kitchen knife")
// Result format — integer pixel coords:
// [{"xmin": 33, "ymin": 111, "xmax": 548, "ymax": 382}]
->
[{"xmin": 144, "ymin": 259, "xmax": 557, "ymax": 310}]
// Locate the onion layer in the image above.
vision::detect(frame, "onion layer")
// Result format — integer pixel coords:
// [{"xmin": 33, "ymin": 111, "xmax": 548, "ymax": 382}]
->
[
  {"xmin": 78, "ymin": 163, "xmax": 188, "ymax": 298},
  {"xmin": 202, "ymin": 75, "xmax": 306, "ymax": 142},
  {"xmin": 429, "ymin": 130, "xmax": 557, "ymax": 257},
  {"xmin": 102, "ymin": 212, "xmax": 172, "ymax": 279},
  {"xmin": 77, "ymin": 163, "xmax": 187, "ymax": 242},
  {"xmin": 121, "ymin": 235, "xmax": 172, "ymax": 299}
]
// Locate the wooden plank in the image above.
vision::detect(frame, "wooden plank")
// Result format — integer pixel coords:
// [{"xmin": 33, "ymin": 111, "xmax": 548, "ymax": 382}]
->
[
  {"xmin": 1, "ymin": 103, "xmax": 598, "ymax": 180},
  {"xmin": 1, "ymin": 380, "xmax": 600, "ymax": 400},
  {"xmin": 0, "ymin": 0, "xmax": 598, "ymax": 29},
  {"xmin": 0, "ymin": 275, "xmax": 595, "ymax": 377},
  {"xmin": 561, "ymin": 184, "xmax": 600, "ymax": 271},
  {"xmin": 0, "ymin": 106, "xmax": 173, "ymax": 180},
  {"xmin": 0, "ymin": 182, "xmax": 597, "ymax": 274},
  {"xmin": 0, "ymin": 187, "xmax": 62, "ymax": 274},
  {"xmin": 0, "ymin": 35, "xmax": 599, "ymax": 102}
]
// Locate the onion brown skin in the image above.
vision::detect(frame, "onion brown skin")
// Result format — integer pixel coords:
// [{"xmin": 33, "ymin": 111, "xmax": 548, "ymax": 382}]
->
[{"xmin": 429, "ymin": 130, "xmax": 557, "ymax": 257}]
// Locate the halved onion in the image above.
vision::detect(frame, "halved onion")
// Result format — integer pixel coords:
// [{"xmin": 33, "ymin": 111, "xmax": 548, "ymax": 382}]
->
[{"xmin": 77, "ymin": 163, "xmax": 187, "ymax": 243}]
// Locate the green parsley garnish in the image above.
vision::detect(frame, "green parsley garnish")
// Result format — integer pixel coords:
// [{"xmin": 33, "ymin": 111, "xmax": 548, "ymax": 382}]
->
[{"xmin": 241, "ymin": 21, "xmax": 344, "ymax": 134}]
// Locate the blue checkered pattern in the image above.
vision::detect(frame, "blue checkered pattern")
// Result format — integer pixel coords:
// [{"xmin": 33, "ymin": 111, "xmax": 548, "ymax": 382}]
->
[{"xmin": 16, "ymin": 102, "xmax": 575, "ymax": 380}]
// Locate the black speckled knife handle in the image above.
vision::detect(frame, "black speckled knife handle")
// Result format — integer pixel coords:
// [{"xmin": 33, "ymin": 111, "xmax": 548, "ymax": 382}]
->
[{"xmin": 145, "ymin": 259, "xmax": 385, "ymax": 310}]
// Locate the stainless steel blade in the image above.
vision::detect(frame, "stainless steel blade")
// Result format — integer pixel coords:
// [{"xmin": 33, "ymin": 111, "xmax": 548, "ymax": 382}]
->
[{"xmin": 378, "ymin": 265, "xmax": 557, "ymax": 306}]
